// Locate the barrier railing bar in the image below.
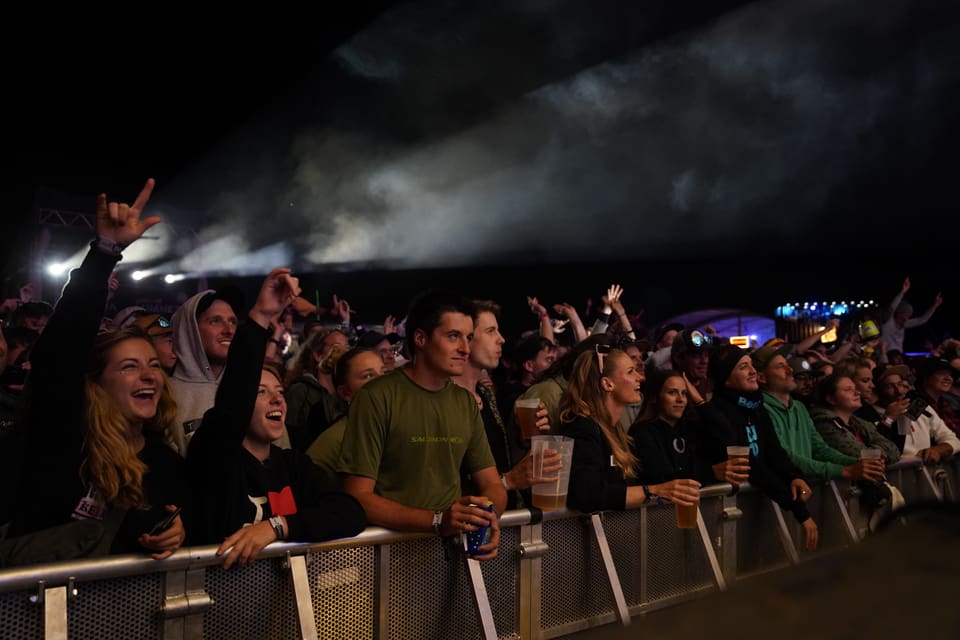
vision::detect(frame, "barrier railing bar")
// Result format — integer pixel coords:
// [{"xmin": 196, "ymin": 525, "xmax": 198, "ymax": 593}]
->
[
  {"xmin": 696, "ymin": 508, "xmax": 726, "ymax": 591},
  {"xmin": 829, "ymin": 480, "xmax": 861, "ymax": 542},
  {"xmin": 771, "ymin": 504, "xmax": 800, "ymax": 565},
  {"xmin": 286, "ymin": 553, "xmax": 319, "ymax": 640},
  {"xmin": 589, "ymin": 514, "xmax": 630, "ymax": 627},
  {"xmin": 639, "ymin": 508, "xmax": 648, "ymax": 604}
]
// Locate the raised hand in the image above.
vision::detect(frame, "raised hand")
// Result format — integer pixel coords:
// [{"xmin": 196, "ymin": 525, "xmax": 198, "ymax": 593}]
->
[
  {"xmin": 933, "ymin": 292, "xmax": 943, "ymax": 307},
  {"xmin": 95, "ymin": 178, "xmax": 160, "ymax": 249},
  {"xmin": 602, "ymin": 284, "xmax": 624, "ymax": 314},
  {"xmin": 383, "ymin": 314, "xmax": 397, "ymax": 335},
  {"xmin": 527, "ymin": 296, "xmax": 547, "ymax": 317},
  {"xmin": 250, "ymin": 268, "xmax": 301, "ymax": 329},
  {"xmin": 553, "ymin": 302, "xmax": 576, "ymax": 318},
  {"xmin": 901, "ymin": 277, "xmax": 911, "ymax": 294}
]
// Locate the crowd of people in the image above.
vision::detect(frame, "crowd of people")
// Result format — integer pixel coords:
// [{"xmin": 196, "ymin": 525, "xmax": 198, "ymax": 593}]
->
[{"xmin": 0, "ymin": 178, "xmax": 957, "ymax": 568}]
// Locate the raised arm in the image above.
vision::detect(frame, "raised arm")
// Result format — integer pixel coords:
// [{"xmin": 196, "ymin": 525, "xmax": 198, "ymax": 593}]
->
[
  {"xmin": 202, "ymin": 269, "xmax": 301, "ymax": 445},
  {"xmin": 554, "ymin": 302, "xmax": 588, "ymax": 343},
  {"xmin": 528, "ymin": 296, "xmax": 554, "ymax": 343}
]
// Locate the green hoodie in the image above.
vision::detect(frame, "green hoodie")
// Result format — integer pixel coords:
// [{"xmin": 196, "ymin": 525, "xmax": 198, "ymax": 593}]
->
[{"xmin": 762, "ymin": 392, "xmax": 857, "ymax": 480}]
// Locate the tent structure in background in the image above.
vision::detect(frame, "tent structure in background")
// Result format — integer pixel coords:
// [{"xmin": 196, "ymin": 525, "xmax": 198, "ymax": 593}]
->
[{"xmin": 655, "ymin": 308, "xmax": 777, "ymax": 349}]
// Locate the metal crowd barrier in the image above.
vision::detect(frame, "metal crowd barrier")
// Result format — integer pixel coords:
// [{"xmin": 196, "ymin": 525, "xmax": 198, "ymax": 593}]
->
[{"xmin": 1, "ymin": 456, "xmax": 956, "ymax": 640}]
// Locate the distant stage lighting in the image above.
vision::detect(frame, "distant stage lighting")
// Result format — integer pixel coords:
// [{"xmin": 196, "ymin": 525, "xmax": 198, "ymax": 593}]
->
[
  {"xmin": 47, "ymin": 262, "xmax": 68, "ymax": 277},
  {"xmin": 131, "ymin": 270, "xmax": 148, "ymax": 281},
  {"xmin": 164, "ymin": 274, "xmax": 185, "ymax": 284}
]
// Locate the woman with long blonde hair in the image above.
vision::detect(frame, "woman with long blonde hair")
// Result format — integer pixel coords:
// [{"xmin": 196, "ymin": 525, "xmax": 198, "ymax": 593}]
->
[
  {"xmin": 559, "ymin": 346, "xmax": 700, "ymax": 512},
  {"xmin": 7, "ymin": 179, "xmax": 186, "ymax": 561}
]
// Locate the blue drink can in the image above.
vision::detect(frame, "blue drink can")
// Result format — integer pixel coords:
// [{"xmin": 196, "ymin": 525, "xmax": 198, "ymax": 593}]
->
[{"xmin": 465, "ymin": 501, "xmax": 495, "ymax": 555}]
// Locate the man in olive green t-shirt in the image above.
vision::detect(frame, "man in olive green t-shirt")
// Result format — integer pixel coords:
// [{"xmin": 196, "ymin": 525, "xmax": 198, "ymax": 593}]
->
[{"xmin": 339, "ymin": 292, "xmax": 506, "ymax": 560}]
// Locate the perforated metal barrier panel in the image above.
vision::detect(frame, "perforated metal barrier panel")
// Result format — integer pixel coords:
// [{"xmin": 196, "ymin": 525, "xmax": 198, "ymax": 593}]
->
[
  {"xmin": 735, "ymin": 490, "xmax": 791, "ymax": 577},
  {"xmin": 308, "ymin": 546, "xmax": 376, "ymax": 640},
  {"xmin": 0, "ymin": 589, "xmax": 42, "ymax": 640},
  {"xmin": 540, "ymin": 516, "xmax": 615, "ymax": 632},
  {"xmin": 203, "ymin": 557, "xmax": 298, "ymax": 640},
  {"xmin": 1, "ymin": 469, "xmax": 953, "ymax": 640}
]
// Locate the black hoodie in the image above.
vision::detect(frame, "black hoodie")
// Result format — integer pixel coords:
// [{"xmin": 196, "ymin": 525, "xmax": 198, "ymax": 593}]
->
[{"xmin": 185, "ymin": 318, "xmax": 365, "ymax": 544}]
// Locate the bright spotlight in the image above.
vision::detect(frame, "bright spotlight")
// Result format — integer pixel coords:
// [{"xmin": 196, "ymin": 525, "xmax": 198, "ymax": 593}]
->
[
  {"xmin": 131, "ymin": 270, "xmax": 148, "ymax": 281},
  {"xmin": 164, "ymin": 274, "xmax": 185, "ymax": 284},
  {"xmin": 47, "ymin": 262, "xmax": 68, "ymax": 277}
]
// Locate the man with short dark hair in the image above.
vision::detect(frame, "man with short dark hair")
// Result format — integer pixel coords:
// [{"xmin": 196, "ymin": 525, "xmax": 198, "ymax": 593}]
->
[{"xmin": 340, "ymin": 291, "xmax": 505, "ymax": 559}]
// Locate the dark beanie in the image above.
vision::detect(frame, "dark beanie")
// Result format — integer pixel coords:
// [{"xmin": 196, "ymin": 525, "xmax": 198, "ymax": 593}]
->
[{"xmin": 709, "ymin": 344, "xmax": 749, "ymax": 388}]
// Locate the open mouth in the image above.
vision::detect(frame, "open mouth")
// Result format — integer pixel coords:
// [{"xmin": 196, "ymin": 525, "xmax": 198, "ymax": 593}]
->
[
  {"xmin": 265, "ymin": 410, "xmax": 283, "ymax": 422},
  {"xmin": 132, "ymin": 389, "xmax": 156, "ymax": 399}
]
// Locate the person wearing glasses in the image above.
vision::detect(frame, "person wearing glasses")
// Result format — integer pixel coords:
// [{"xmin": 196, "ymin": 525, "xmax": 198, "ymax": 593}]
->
[{"xmin": 560, "ymin": 345, "xmax": 701, "ymax": 513}]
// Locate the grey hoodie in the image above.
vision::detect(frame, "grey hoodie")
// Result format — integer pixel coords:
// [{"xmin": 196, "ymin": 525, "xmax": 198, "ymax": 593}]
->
[{"xmin": 170, "ymin": 289, "xmax": 223, "ymax": 456}]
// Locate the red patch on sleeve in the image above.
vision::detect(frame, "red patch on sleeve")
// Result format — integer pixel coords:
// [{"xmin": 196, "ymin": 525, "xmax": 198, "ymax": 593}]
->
[{"xmin": 268, "ymin": 486, "xmax": 298, "ymax": 516}]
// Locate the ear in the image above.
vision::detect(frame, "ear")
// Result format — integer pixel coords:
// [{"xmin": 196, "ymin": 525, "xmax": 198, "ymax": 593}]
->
[
  {"xmin": 522, "ymin": 360, "xmax": 535, "ymax": 374},
  {"xmin": 756, "ymin": 370, "xmax": 768, "ymax": 386},
  {"xmin": 413, "ymin": 328, "xmax": 427, "ymax": 349},
  {"xmin": 600, "ymin": 376, "xmax": 615, "ymax": 392}
]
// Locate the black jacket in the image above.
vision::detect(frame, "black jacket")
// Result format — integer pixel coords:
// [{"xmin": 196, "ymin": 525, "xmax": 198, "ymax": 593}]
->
[
  {"xmin": 697, "ymin": 391, "xmax": 811, "ymax": 523},
  {"xmin": 562, "ymin": 415, "xmax": 629, "ymax": 512},
  {"xmin": 629, "ymin": 417, "xmax": 702, "ymax": 485},
  {"xmin": 185, "ymin": 319, "xmax": 365, "ymax": 544},
  {"xmin": 8, "ymin": 247, "xmax": 186, "ymax": 552}
]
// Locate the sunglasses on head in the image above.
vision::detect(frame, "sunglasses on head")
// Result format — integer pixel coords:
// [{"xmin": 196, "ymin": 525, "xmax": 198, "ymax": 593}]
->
[
  {"xmin": 151, "ymin": 317, "xmax": 171, "ymax": 330},
  {"xmin": 595, "ymin": 343, "xmax": 613, "ymax": 371}
]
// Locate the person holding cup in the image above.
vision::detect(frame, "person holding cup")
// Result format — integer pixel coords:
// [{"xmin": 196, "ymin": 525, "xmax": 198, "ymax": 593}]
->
[
  {"xmin": 629, "ymin": 370, "xmax": 709, "ymax": 483},
  {"xmin": 696, "ymin": 345, "xmax": 819, "ymax": 551},
  {"xmin": 559, "ymin": 346, "xmax": 700, "ymax": 513}
]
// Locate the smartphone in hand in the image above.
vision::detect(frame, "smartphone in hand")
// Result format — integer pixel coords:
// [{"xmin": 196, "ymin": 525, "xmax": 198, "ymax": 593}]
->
[{"xmin": 148, "ymin": 507, "xmax": 182, "ymax": 536}]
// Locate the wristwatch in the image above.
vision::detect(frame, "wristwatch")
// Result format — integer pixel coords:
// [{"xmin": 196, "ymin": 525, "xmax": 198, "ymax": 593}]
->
[
  {"xmin": 91, "ymin": 236, "xmax": 124, "ymax": 257},
  {"xmin": 268, "ymin": 516, "xmax": 285, "ymax": 540},
  {"xmin": 432, "ymin": 510, "xmax": 444, "ymax": 536}
]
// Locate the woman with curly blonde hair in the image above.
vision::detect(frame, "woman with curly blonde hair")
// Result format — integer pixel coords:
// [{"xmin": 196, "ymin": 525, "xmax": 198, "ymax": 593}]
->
[
  {"xmin": 559, "ymin": 346, "xmax": 700, "ymax": 512},
  {"xmin": 8, "ymin": 179, "xmax": 187, "ymax": 560}
]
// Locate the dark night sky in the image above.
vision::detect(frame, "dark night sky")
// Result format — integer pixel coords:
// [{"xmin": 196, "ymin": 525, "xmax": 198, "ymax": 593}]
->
[{"xmin": 5, "ymin": 1, "xmax": 958, "ymax": 338}]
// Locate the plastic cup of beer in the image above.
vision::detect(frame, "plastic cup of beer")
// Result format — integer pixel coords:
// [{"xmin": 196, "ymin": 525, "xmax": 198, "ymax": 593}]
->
[
  {"xmin": 675, "ymin": 499, "xmax": 699, "ymax": 529},
  {"xmin": 530, "ymin": 435, "xmax": 574, "ymax": 511},
  {"xmin": 726, "ymin": 445, "xmax": 750, "ymax": 462},
  {"xmin": 515, "ymin": 398, "xmax": 541, "ymax": 440},
  {"xmin": 859, "ymin": 448, "xmax": 882, "ymax": 460}
]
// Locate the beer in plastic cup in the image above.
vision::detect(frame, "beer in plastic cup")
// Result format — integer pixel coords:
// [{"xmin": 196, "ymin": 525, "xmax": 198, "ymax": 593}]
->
[
  {"xmin": 515, "ymin": 398, "xmax": 541, "ymax": 440},
  {"xmin": 530, "ymin": 435, "xmax": 574, "ymax": 511},
  {"xmin": 675, "ymin": 501, "xmax": 698, "ymax": 529},
  {"xmin": 726, "ymin": 445, "xmax": 750, "ymax": 462},
  {"xmin": 859, "ymin": 448, "xmax": 883, "ymax": 460}
]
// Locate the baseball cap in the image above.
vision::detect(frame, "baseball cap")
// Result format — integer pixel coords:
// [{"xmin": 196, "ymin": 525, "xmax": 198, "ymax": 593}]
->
[{"xmin": 751, "ymin": 343, "xmax": 795, "ymax": 371}]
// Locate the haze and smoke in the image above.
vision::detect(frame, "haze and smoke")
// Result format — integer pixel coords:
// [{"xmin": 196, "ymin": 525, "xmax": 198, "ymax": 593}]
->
[{"xmin": 153, "ymin": 0, "xmax": 959, "ymax": 276}]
